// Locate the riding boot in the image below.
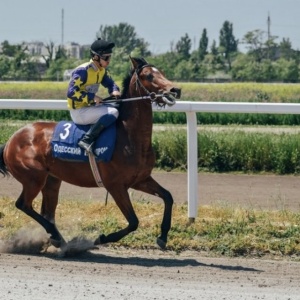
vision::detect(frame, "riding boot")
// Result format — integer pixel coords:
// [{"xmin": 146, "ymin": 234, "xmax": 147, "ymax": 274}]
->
[{"xmin": 78, "ymin": 120, "xmax": 105, "ymax": 153}]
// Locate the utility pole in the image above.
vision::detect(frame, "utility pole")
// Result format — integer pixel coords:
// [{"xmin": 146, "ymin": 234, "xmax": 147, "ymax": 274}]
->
[
  {"xmin": 267, "ymin": 12, "xmax": 271, "ymax": 41},
  {"xmin": 267, "ymin": 12, "xmax": 271, "ymax": 71},
  {"xmin": 61, "ymin": 8, "xmax": 64, "ymax": 47}
]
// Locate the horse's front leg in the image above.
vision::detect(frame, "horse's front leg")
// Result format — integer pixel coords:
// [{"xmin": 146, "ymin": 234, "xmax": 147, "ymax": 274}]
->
[
  {"xmin": 132, "ymin": 176, "xmax": 173, "ymax": 249},
  {"xmin": 94, "ymin": 187, "xmax": 139, "ymax": 245}
]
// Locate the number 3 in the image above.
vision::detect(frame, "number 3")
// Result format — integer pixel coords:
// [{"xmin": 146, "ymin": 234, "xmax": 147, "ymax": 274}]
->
[{"xmin": 60, "ymin": 123, "xmax": 72, "ymax": 140}]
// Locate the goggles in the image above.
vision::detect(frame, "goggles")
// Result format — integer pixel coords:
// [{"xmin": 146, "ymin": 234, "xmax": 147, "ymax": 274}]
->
[{"xmin": 100, "ymin": 55, "xmax": 111, "ymax": 62}]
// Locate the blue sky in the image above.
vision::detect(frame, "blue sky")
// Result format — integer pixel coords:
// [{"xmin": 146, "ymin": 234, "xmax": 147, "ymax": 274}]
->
[{"xmin": 1, "ymin": 0, "xmax": 299, "ymax": 53}]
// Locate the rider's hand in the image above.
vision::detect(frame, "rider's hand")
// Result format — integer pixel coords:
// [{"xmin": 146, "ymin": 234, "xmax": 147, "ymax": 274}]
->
[
  {"xmin": 94, "ymin": 95, "xmax": 103, "ymax": 105},
  {"xmin": 111, "ymin": 91, "xmax": 121, "ymax": 99}
]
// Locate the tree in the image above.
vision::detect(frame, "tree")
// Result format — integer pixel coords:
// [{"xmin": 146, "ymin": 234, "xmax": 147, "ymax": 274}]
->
[
  {"xmin": 147, "ymin": 52, "xmax": 179, "ymax": 79},
  {"xmin": 210, "ymin": 40, "xmax": 218, "ymax": 55},
  {"xmin": 42, "ymin": 41, "xmax": 55, "ymax": 68},
  {"xmin": 209, "ymin": 40, "xmax": 224, "ymax": 73},
  {"xmin": 55, "ymin": 45, "xmax": 67, "ymax": 60},
  {"xmin": 96, "ymin": 22, "xmax": 150, "ymax": 56},
  {"xmin": 175, "ymin": 33, "xmax": 192, "ymax": 60},
  {"xmin": 0, "ymin": 55, "xmax": 11, "ymax": 79},
  {"xmin": 198, "ymin": 28, "xmax": 208, "ymax": 61},
  {"xmin": 0, "ymin": 41, "xmax": 40, "ymax": 80},
  {"xmin": 108, "ymin": 47, "xmax": 131, "ymax": 80},
  {"xmin": 242, "ymin": 29, "xmax": 281, "ymax": 62},
  {"xmin": 279, "ymin": 38, "xmax": 293, "ymax": 60},
  {"xmin": 242, "ymin": 30, "xmax": 266, "ymax": 62},
  {"xmin": 219, "ymin": 21, "xmax": 238, "ymax": 70},
  {"xmin": 265, "ymin": 35, "xmax": 278, "ymax": 60},
  {"xmin": 173, "ymin": 60, "xmax": 194, "ymax": 81},
  {"xmin": 1, "ymin": 40, "xmax": 19, "ymax": 57},
  {"xmin": 0, "ymin": 41, "xmax": 28, "ymax": 68},
  {"xmin": 275, "ymin": 58, "xmax": 299, "ymax": 82},
  {"xmin": 45, "ymin": 56, "xmax": 77, "ymax": 81}
]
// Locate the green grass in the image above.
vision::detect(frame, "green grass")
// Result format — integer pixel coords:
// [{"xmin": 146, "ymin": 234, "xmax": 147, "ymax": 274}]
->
[
  {"xmin": 179, "ymin": 82, "xmax": 300, "ymax": 102},
  {"xmin": 0, "ymin": 196, "xmax": 299, "ymax": 259},
  {"xmin": 1, "ymin": 81, "xmax": 300, "ymax": 102},
  {"xmin": 0, "ymin": 82, "xmax": 68, "ymax": 99}
]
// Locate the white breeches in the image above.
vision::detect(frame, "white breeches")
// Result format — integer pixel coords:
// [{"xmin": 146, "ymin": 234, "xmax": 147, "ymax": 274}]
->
[{"xmin": 70, "ymin": 104, "xmax": 119, "ymax": 125}]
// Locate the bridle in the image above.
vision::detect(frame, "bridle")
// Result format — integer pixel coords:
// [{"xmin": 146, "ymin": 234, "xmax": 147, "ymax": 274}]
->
[
  {"xmin": 101, "ymin": 64, "xmax": 178, "ymax": 106},
  {"xmin": 132, "ymin": 64, "xmax": 177, "ymax": 107}
]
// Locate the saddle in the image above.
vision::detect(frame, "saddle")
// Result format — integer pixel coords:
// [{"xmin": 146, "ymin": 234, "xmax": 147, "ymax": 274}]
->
[{"xmin": 51, "ymin": 121, "xmax": 116, "ymax": 162}]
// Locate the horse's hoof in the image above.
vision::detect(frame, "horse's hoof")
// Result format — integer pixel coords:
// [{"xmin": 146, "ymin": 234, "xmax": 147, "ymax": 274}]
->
[
  {"xmin": 156, "ymin": 237, "xmax": 166, "ymax": 249},
  {"xmin": 50, "ymin": 235, "xmax": 67, "ymax": 249},
  {"xmin": 50, "ymin": 238, "xmax": 62, "ymax": 248},
  {"xmin": 94, "ymin": 234, "xmax": 107, "ymax": 245}
]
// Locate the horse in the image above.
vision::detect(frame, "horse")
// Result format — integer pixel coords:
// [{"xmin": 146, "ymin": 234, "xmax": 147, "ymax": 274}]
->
[{"xmin": 0, "ymin": 57, "xmax": 181, "ymax": 250}]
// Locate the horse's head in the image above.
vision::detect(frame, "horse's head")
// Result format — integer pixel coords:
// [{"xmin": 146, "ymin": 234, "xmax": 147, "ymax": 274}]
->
[{"xmin": 129, "ymin": 57, "xmax": 181, "ymax": 107}]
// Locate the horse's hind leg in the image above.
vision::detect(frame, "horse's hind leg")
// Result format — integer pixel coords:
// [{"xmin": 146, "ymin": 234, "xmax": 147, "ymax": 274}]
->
[
  {"xmin": 15, "ymin": 174, "xmax": 65, "ymax": 248},
  {"xmin": 132, "ymin": 176, "xmax": 174, "ymax": 249},
  {"xmin": 40, "ymin": 175, "xmax": 65, "ymax": 248}
]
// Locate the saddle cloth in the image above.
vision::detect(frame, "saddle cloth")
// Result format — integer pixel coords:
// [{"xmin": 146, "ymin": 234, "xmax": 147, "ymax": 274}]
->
[{"xmin": 51, "ymin": 121, "xmax": 116, "ymax": 162}]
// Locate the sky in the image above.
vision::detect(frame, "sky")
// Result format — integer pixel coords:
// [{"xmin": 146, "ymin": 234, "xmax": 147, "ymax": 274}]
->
[{"xmin": 1, "ymin": 0, "xmax": 300, "ymax": 54}]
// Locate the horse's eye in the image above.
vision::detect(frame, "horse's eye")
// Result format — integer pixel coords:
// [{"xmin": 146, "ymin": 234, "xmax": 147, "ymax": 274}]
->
[{"xmin": 146, "ymin": 73, "xmax": 154, "ymax": 82}]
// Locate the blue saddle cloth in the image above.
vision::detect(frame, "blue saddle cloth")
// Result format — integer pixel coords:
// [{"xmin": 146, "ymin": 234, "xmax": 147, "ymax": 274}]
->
[{"xmin": 51, "ymin": 121, "xmax": 116, "ymax": 162}]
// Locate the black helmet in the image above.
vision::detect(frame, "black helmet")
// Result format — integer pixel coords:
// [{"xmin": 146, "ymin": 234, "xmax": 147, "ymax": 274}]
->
[{"xmin": 90, "ymin": 38, "xmax": 115, "ymax": 56}]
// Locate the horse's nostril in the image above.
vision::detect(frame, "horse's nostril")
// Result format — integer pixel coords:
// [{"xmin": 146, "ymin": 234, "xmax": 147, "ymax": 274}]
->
[{"xmin": 170, "ymin": 88, "xmax": 181, "ymax": 99}]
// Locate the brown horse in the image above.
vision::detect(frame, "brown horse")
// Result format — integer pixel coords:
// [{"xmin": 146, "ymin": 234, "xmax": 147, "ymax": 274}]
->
[{"xmin": 0, "ymin": 57, "xmax": 181, "ymax": 249}]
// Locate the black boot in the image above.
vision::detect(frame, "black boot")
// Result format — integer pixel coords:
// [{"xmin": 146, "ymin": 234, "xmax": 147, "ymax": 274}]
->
[{"xmin": 78, "ymin": 121, "xmax": 105, "ymax": 153}]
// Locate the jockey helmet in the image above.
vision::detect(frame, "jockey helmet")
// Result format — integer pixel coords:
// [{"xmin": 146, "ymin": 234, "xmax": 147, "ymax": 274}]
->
[{"xmin": 90, "ymin": 38, "xmax": 115, "ymax": 57}]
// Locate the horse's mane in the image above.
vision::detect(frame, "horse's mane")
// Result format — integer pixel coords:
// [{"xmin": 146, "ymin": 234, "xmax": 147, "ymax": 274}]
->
[{"xmin": 121, "ymin": 72, "xmax": 132, "ymax": 99}]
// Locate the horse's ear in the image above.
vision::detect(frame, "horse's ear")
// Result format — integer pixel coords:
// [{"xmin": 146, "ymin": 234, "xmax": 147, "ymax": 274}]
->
[
  {"xmin": 129, "ymin": 56, "xmax": 139, "ymax": 70},
  {"xmin": 129, "ymin": 56, "xmax": 148, "ymax": 70}
]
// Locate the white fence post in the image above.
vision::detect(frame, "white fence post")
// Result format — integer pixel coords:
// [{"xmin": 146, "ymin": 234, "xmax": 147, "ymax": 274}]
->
[{"xmin": 186, "ymin": 112, "xmax": 198, "ymax": 222}]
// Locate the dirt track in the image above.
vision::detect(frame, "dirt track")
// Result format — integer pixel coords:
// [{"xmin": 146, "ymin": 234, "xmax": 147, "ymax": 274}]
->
[
  {"xmin": 2, "ymin": 171, "xmax": 300, "ymax": 211},
  {"xmin": 1, "ymin": 172, "xmax": 300, "ymax": 299},
  {"xmin": 0, "ymin": 248, "xmax": 300, "ymax": 300}
]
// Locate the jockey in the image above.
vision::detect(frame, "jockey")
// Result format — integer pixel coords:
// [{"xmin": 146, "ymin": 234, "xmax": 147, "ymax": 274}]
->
[{"xmin": 67, "ymin": 38, "xmax": 121, "ymax": 153}]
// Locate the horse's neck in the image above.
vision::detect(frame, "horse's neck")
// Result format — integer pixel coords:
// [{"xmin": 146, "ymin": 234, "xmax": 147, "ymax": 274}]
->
[{"xmin": 120, "ymin": 100, "xmax": 153, "ymax": 140}]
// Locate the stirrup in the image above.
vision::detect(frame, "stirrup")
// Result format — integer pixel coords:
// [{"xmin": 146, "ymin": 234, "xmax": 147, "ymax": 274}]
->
[{"xmin": 78, "ymin": 140, "xmax": 93, "ymax": 153}]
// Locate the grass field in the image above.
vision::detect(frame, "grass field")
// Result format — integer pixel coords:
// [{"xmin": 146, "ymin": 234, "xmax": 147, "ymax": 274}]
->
[
  {"xmin": 1, "ymin": 81, "xmax": 300, "ymax": 102},
  {"xmin": 0, "ymin": 196, "xmax": 299, "ymax": 259}
]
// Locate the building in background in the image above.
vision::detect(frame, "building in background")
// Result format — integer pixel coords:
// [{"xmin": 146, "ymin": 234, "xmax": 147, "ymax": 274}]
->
[{"xmin": 24, "ymin": 41, "xmax": 87, "ymax": 60}]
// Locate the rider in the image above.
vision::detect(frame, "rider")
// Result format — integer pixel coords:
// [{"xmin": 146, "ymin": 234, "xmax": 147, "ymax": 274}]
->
[{"xmin": 67, "ymin": 38, "xmax": 121, "ymax": 153}]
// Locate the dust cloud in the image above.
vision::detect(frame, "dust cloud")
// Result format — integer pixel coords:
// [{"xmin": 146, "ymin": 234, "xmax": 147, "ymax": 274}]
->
[
  {"xmin": 0, "ymin": 228, "xmax": 98, "ymax": 257},
  {"xmin": 0, "ymin": 227, "xmax": 49, "ymax": 254}
]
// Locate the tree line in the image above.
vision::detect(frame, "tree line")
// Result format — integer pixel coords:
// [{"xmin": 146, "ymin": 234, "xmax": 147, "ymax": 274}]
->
[{"xmin": 0, "ymin": 21, "xmax": 299, "ymax": 82}]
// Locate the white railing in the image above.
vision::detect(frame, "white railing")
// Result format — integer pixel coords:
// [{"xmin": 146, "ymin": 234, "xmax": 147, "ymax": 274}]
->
[{"xmin": 2, "ymin": 99, "xmax": 300, "ymax": 221}]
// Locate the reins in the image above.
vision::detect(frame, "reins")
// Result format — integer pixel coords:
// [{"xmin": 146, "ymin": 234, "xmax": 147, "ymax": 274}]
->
[
  {"xmin": 102, "ymin": 67, "xmax": 160, "ymax": 104},
  {"xmin": 102, "ymin": 63, "xmax": 177, "ymax": 107},
  {"xmin": 102, "ymin": 93, "xmax": 161, "ymax": 104}
]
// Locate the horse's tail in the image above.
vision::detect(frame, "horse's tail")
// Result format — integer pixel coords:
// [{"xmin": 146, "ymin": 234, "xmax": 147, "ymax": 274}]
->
[{"xmin": 0, "ymin": 144, "xmax": 9, "ymax": 177}]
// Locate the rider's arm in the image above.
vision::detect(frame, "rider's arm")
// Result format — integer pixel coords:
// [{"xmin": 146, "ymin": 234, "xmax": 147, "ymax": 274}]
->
[{"xmin": 101, "ymin": 69, "xmax": 120, "ymax": 95}]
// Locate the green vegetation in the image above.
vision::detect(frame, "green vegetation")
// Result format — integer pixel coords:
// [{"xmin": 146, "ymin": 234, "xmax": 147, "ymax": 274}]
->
[
  {"xmin": 1, "ymin": 22, "xmax": 300, "ymax": 82},
  {"xmin": 1, "ymin": 122, "xmax": 300, "ymax": 175},
  {"xmin": 155, "ymin": 128, "xmax": 300, "ymax": 174},
  {"xmin": 1, "ymin": 83, "xmax": 300, "ymax": 174},
  {"xmin": 2, "ymin": 82, "xmax": 300, "ymax": 125},
  {"xmin": 0, "ymin": 81, "xmax": 67, "ymax": 99},
  {"xmin": 0, "ymin": 197, "xmax": 299, "ymax": 258},
  {"xmin": 1, "ymin": 84, "xmax": 300, "ymax": 259}
]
